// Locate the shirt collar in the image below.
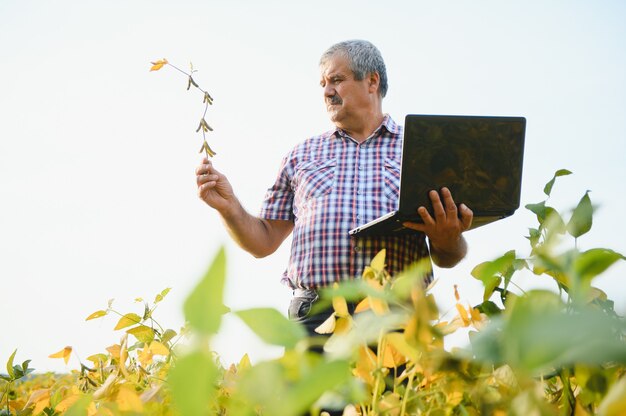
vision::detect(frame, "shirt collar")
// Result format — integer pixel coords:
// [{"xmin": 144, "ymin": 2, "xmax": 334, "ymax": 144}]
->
[{"xmin": 331, "ymin": 114, "xmax": 399, "ymax": 140}]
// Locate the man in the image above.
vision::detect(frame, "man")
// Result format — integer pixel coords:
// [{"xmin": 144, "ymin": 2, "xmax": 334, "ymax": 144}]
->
[{"xmin": 195, "ymin": 40, "xmax": 473, "ymax": 336}]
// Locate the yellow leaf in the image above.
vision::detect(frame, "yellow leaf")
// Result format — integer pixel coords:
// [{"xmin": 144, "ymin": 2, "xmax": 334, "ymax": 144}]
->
[
  {"xmin": 86, "ymin": 353, "xmax": 108, "ymax": 367},
  {"xmin": 119, "ymin": 334, "xmax": 130, "ymax": 378},
  {"xmin": 138, "ymin": 346, "xmax": 153, "ymax": 367},
  {"xmin": 385, "ymin": 332, "xmax": 420, "ymax": 363},
  {"xmin": 238, "ymin": 353, "xmax": 251, "ymax": 371},
  {"xmin": 116, "ymin": 385, "xmax": 143, "ymax": 413},
  {"xmin": 106, "ymin": 344, "xmax": 121, "ymax": 359},
  {"xmin": 334, "ymin": 316, "xmax": 353, "ymax": 334},
  {"xmin": 25, "ymin": 389, "xmax": 50, "ymax": 415},
  {"xmin": 55, "ymin": 394, "xmax": 80, "ymax": 413},
  {"xmin": 314, "ymin": 313, "xmax": 336, "ymax": 334},
  {"xmin": 353, "ymin": 346, "xmax": 377, "ymax": 386},
  {"xmin": 370, "ymin": 249, "xmax": 386, "ymax": 272},
  {"xmin": 381, "ymin": 340, "xmax": 407, "ymax": 368},
  {"xmin": 354, "ymin": 298, "xmax": 370, "ymax": 313},
  {"xmin": 85, "ymin": 310, "xmax": 107, "ymax": 321},
  {"xmin": 114, "ymin": 313, "xmax": 142, "ymax": 330},
  {"xmin": 154, "ymin": 287, "xmax": 171, "ymax": 303},
  {"xmin": 149, "ymin": 58, "xmax": 168, "ymax": 71},
  {"xmin": 49, "ymin": 346, "xmax": 72, "ymax": 364},
  {"xmin": 134, "ymin": 297, "xmax": 143, "ymax": 302},
  {"xmin": 456, "ymin": 303, "xmax": 470, "ymax": 326},
  {"xmin": 369, "ymin": 296, "xmax": 389, "ymax": 315},
  {"xmin": 332, "ymin": 295, "xmax": 349, "ymax": 317},
  {"xmin": 126, "ymin": 325, "xmax": 155, "ymax": 343},
  {"xmin": 149, "ymin": 341, "xmax": 169, "ymax": 356}
]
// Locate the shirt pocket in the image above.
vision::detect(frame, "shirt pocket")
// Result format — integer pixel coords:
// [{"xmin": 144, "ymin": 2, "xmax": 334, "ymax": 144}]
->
[
  {"xmin": 383, "ymin": 158, "xmax": 401, "ymax": 203},
  {"xmin": 293, "ymin": 158, "xmax": 336, "ymax": 201}
]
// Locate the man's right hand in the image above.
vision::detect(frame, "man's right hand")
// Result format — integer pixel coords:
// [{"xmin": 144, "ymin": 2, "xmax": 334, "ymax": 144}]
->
[{"xmin": 196, "ymin": 158, "xmax": 236, "ymax": 214}]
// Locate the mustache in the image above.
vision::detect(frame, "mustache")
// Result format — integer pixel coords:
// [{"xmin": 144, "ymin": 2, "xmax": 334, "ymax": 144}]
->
[{"xmin": 327, "ymin": 95, "xmax": 343, "ymax": 105}]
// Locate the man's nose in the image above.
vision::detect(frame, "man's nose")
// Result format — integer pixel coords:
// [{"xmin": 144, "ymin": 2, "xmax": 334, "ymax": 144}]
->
[{"xmin": 324, "ymin": 83, "xmax": 335, "ymax": 98}]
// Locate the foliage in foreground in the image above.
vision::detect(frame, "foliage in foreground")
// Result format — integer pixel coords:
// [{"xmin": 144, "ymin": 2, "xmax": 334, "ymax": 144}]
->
[{"xmin": 2, "ymin": 170, "xmax": 625, "ymax": 415}]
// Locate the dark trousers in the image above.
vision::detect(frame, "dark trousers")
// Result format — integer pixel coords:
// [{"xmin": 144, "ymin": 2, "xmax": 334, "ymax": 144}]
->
[{"xmin": 288, "ymin": 289, "xmax": 349, "ymax": 416}]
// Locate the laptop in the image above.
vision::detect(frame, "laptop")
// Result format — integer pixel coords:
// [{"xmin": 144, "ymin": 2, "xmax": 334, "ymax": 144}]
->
[{"xmin": 349, "ymin": 114, "xmax": 526, "ymax": 237}]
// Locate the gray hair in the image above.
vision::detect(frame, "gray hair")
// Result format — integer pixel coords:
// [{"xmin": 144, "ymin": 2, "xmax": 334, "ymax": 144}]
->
[{"xmin": 319, "ymin": 40, "xmax": 388, "ymax": 98}]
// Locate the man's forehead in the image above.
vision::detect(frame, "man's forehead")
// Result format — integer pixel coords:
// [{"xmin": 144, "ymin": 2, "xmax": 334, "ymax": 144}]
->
[{"xmin": 320, "ymin": 54, "xmax": 352, "ymax": 77}]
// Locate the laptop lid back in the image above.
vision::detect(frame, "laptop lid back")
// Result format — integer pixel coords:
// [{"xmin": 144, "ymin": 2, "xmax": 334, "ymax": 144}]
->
[{"xmin": 399, "ymin": 115, "xmax": 526, "ymax": 229}]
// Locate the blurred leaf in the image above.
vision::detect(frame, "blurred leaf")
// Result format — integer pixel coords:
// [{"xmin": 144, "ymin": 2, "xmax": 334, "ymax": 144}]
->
[
  {"xmin": 126, "ymin": 325, "xmax": 155, "ymax": 343},
  {"xmin": 598, "ymin": 376, "xmax": 626, "ymax": 416},
  {"xmin": 370, "ymin": 249, "xmax": 386, "ymax": 272},
  {"xmin": 85, "ymin": 310, "xmax": 107, "ymax": 321},
  {"xmin": 526, "ymin": 227, "xmax": 541, "ymax": 249},
  {"xmin": 116, "ymin": 384, "xmax": 143, "ymax": 413},
  {"xmin": 473, "ymin": 290, "xmax": 626, "ymax": 373},
  {"xmin": 62, "ymin": 394, "xmax": 92, "ymax": 416},
  {"xmin": 114, "ymin": 313, "xmax": 142, "ymax": 330},
  {"xmin": 48, "ymin": 346, "xmax": 72, "ymax": 365},
  {"xmin": 543, "ymin": 169, "xmax": 572, "ymax": 197},
  {"xmin": 282, "ymin": 360, "xmax": 351, "ymax": 415},
  {"xmin": 155, "ymin": 287, "xmax": 171, "ymax": 304},
  {"xmin": 567, "ymin": 191, "xmax": 593, "ymax": 238},
  {"xmin": 161, "ymin": 328, "xmax": 177, "ymax": 344},
  {"xmin": 574, "ymin": 248, "xmax": 625, "ymax": 284},
  {"xmin": 184, "ymin": 246, "xmax": 228, "ymax": 335},
  {"xmin": 149, "ymin": 58, "xmax": 168, "ymax": 71},
  {"xmin": 169, "ymin": 350, "xmax": 219, "ymax": 416},
  {"xmin": 149, "ymin": 341, "xmax": 169, "ymax": 356},
  {"xmin": 525, "ymin": 202, "xmax": 566, "ymax": 232},
  {"xmin": 236, "ymin": 308, "xmax": 306, "ymax": 349}
]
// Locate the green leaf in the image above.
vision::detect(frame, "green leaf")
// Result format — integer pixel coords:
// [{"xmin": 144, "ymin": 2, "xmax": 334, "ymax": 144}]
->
[
  {"xmin": 236, "ymin": 308, "xmax": 307, "ymax": 349},
  {"xmin": 526, "ymin": 227, "xmax": 541, "ymax": 249},
  {"xmin": 543, "ymin": 169, "xmax": 572, "ymax": 197},
  {"xmin": 573, "ymin": 248, "xmax": 625, "ymax": 283},
  {"xmin": 473, "ymin": 290, "xmax": 626, "ymax": 373},
  {"xmin": 475, "ymin": 300, "xmax": 502, "ymax": 317},
  {"xmin": 6, "ymin": 349, "xmax": 16, "ymax": 379},
  {"xmin": 113, "ymin": 313, "xmax": 142, "ymax": 330},
  {"xmin": 567, "ymin": 191, "xmax": 593, "ymax": 238},
  {"xmin": 168, "ymin": 350, "xmax": 219, "ymax": 416},
  {"xmin": 470, "ymin": 251, "xmax": 516, "ymax": 301},
  {"xmin": 64, "ymin": 394, "xmax": 93, "ymax": 416},
  {"xmin": 283, "ymin": 360, "xmax": 351, "ymax": 415},
  {"xmin": 126, "ymin": 325, "xmax": 155, "ymax": 343},
  {"xmin": 184, "ymin": 246, "xmax": 229, "ymax": 335},
  {"xmin": 160, "ymin": 329, "xmax": 177, "ymax": 344}
]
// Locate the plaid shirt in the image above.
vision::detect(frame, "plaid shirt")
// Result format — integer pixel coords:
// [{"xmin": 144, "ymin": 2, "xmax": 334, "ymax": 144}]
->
[{"xmin": 260, "ymin": 115, "xmax": 432, "ymax": 289}]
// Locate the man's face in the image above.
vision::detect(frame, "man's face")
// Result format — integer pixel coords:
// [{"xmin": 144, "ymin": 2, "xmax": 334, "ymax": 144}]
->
[{"xmin": 319, "ymin": 54, "xmax": 373, "ymax": 129}]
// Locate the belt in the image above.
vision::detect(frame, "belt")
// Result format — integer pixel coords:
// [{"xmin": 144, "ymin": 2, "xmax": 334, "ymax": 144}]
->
[{"xmin": 292, "ymin": 288, "xmax": 318, "ymax": 299}]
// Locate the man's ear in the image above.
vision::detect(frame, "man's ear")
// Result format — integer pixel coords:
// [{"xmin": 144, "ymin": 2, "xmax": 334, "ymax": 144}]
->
[{"xmin": 368, "ymin": 72, "xmax": 380, "ymax": 94}]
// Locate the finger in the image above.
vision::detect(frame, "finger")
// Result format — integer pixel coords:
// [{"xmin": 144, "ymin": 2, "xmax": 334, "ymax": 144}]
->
[
  {"xmin": 460, "ymin": 204, "xmax": 473, "ymax": 230},
  {"xmin": 417, "ymin": 206, "xmax": 435, "ymax": 227},
  {"xmin": 440, "ymin": 187, "xmax": 458, "ymax": 217},
  {"xmin": 195, "ymin": 161, "xmax": 217, "ymax": 176},
  {"xmin": 403, "ymin": 221, "xmax": 425, "ymax": 232},
  {"xmin": 429, "ymin": 190, "xmax": 446, "ymax": 222},
  {"xmin": 196, "ymin": 173, "xmax": 219, "ymax": 186},
  {"xmin": 198, "ymin": 181, "xmax": 217, "ymax": 196}
]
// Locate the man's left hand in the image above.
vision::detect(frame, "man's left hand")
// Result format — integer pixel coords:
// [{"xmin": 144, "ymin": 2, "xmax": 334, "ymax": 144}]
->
[{"xmin": 403, "ymin": 187, "xmax": 473, "ymax": 267}]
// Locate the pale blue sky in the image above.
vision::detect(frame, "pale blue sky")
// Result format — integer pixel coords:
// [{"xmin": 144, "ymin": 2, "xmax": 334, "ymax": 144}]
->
[{"xmin": 1, "ymin": 0, "xmax": 625, "ymax": 372}]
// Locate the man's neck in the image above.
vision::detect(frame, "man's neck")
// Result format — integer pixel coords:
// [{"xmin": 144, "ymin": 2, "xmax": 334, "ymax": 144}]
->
[{"xmin": 339, "ymin": 111, "xmax": 385, "ymax": 142}]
